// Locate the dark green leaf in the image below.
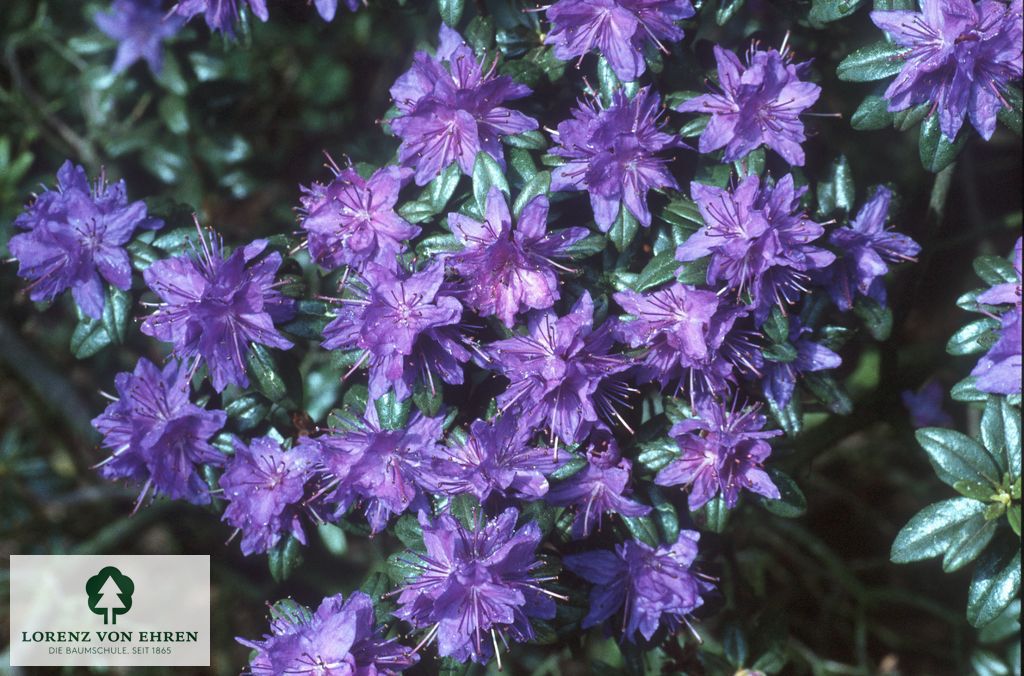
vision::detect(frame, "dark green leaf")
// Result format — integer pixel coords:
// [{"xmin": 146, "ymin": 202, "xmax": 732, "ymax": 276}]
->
[
  {"xmin": 981, "ymin": 396, "xmax": 1020, "ymax": 476},
  {"xmin": 722, "ymin": 623, "xmax": 748, "ymax": 667},
  {"xmin": 472, "ymin": 152, "xmax": 509, "ymax": 211},
  {"xmin": 891, "ymin": 498, "xmax": 987, "ymax": 562},
  {"xmin": 978, "ymin": 600, "xmax": 1021, "ymax": 644},
  {"xmin": 975, "ymin": 255, "xmax": 1019, "ymax": 286},
  {"xmin": 504, "ymin": 130, "xmax": 548, "ymax": 150},
  {"xmin": 412, "ymin": 379, "xmax": 443, "ymax": 417},
  {"xmin": 246, "ymin": 344, "xmax": 289, "ymax": 403},
  {"xmin": 225, "ymin": 394, "xmax": 270, "ymax": 432},
  {"xmin": 101, "ymin": 286, "xmax": 131, "ymax": 345},
  {"xmin": 968, "ymin": 537, "xmax": 1021, "ymax": 627},
  {"xmin": 549, "ymin": 453, "xmax": 587, "ymax": 481},
  {"xmin": 621, "ymin": 513, "xmax": 659, "ymax": 546},
  {"xmin": 758, "ymin": 469, "xmax": 808, "ymax": 518},
  {"xmin": 394, "ymin": 514, "xmax": 426, "ymax": 551},
  {"xmin": 952, "ymin": 377, "xmax": 990, "ymax": 403},
  {"xmin": 763, "ymin": 342, "xmax": 798, "ymax": 363},
  {"xmin": 634, "ymin": 250, "xmax": 679, "ymax": 292},
  {"xmin": 70, "ymin": 314, "xmax": 112, "ymax": 359},
  {"xmin": 947, "ymin": 317, "xmax": 1001, "ymax": 356},
  {"xmin": 970, "ymin": 650, "xmax": 1012, "ymax": 676},
  {"xmin": 920, "ymin": 113, "xmax": 967, "ymax": 173},
  {"xmin": 851, "ymin": 94, "xmax": 895, "ymax": 130},
  {"xmin": 804, "ymin": 373, "xmax": 854, "ymax": 415},
  {"xmin": 637, "ymin": 438, "xmax": 679, "ymax": 473},
  {"xmin": 564, "ymin": 233, "xmax": 608, "ymax": 259},
  {"xmin": 426, "ymin": 163, "xmax": 462, "ymax": 213},
  {"xmin": 943, "ymin": 511, "xmax": 998, "ymax": 572},
  {"xmin": 267, "ymin": 535, "xmax": 303, "ymax": 582},
  {"xmin": 997, "ymin": 85, "xmax": 1022, "ymax": 136},
  {"xmin": 597, "ymin": 56, "xmax": 621, "ymax": 104},
  {"xmin": 513, "ymin": 171, "xmax": 551, "ymax": 217},
  {"xmin": 809, "ymin": 0, "xmax": 865, "ymax": 23},
  {"xmin": 836, "ymin": 42, "xmax": 906, "ymax": 82},
  {"xmin": 916, "ymin": 427, "xmax": 1002, "ymax": 488},
  {"xmin": 697, "ymin": 495, "xmax": 730, "ymax": 533},
  {"xmin": 438, "ymin": 0, "xmax": 464, "ymax": 26},
  {"xmin": 375, "ymin": 391, "xmax": 412, "ymax": 431},
  {"xmin": 610, "ymin": 208, "xmax": 639, "ymax": 252},
  {"xmin": 416, "ymin": 233, "xmax": 462, "ymax": 258},
  {"xmin": 317, "ymin": 522, "xmax": 348, "ymax": 556},
  {"xmin": 854, "ymin": 295, "xmax": 893, "ymax": 341},
  {"xmin": 1008, "ymin": 505, "xmax": 1021, "ymax": 537},
  {"xmin": 464, "ymin": 16, "xmax": 495, "ymax": 53},
  {"xmin": 817, "ymin": 155, "xmax": 855, "ymax": 216},
  {"xmin": 716, "ymin": 0, "xmax": 746, "ymax": 25},
  {"xmin": 648, "ymin": 485, "xmax": 679, "ymax": 544}
]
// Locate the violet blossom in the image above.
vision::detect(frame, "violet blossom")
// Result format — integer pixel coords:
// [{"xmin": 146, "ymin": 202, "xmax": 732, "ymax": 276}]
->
[
  {"xmin": 545, "ymin": 426, "xmax": 651, "ymax": 539},
  {"xmin": 544, "ymin": 0, "xmax": 696, "ymax": 81},
  {"xmin": 655, "ymin": 397, "xmax": 781, "ymax": 509},
  {"xmin": 220, "ymin": 435, "xmax": 318, "ymax": 556},
  {"xmin": 300, "ymin": 164, "xmax": 419, "ymax": 271},
  {"xmin": 677, "ymin": 45, "xmax": 821, "ymax": 165},
  {"xmin": 394, "ymin": 508, "xmax": 557, "ymax": 664},
  {"xmin": 140, "ymin": 234, "xmax": 295, "ymax": 393},
  {"xmin": 389, "ymin": 25, "xmax": 539, "ymax": 185},
  {"xmin": 677, "ymin": 174, "xmax": 835, "ymax": 324},
  {"xmin": 448, "ymin": 187, "xmax": 588, "ymax": 327},
  {"xmin": 94, "ymin": 0, "xmax": 184, "ymax": 75},
  {"xmin": 299, "ymin": 407, "xmax": 443, "ymax": 533},
  {"xmin": 171, "ymin": 0, "xmax": 269, "ymax": 34},
  {"xmin": 761, "ymin": 318, "xmax": 842, "ymax": 409},
  {"xmin": 971, "ymin": 237, "xmax": 1022, "ymax": 394},
  {"xmin": 870, "ymin": 0, "xmax": 1024, "ymax": 140},
  {"xmin": 92, "ymin": 358, "xmax": 226, "ymax": 506},
  {"xmin": 320, "ymin": 262, "xmax": 468, "ymax": 400},
  {"xmin": 9, "ymin": 160, "xmax": 161, "ymax": 319},
  {"xmin": 487, "ymin": 292, "xmax": 633, "ymax": 446},
  {"xmin": 563, "ymin": 529, "xmax": 713, "ymax": 642},
  {"xmin": 902, "ymin": 381, "xmax": 955, "ymax": 428},
  {"xmin": 551, "ymin": 87, "xmax": 679, "ymax": 231},
  {"xmin": 239, "ymin": 592, "xmax": 418, "ymax": 675},
  {"xmin": 824, "ymin": 186, "xmax": 921, "ymax": 311}
]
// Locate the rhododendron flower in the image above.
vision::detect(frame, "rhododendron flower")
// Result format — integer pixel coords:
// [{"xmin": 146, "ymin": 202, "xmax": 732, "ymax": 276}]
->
[
  {"xmin": 677, "ymin": 174, "xmax": 835, "ymax": 324},
  {"xmin": 94, "ymin": 0, "xmax": 184, "ymax": 75},
  {"xmin": 10, "ymin": 161, "xmax": 161, "ymax": 319},
  {"xmin": 171, "ymin": 0, "xmax": 268, "ymax": 34},
  {"xmin": 545, "ymin": 0, "xmax": 695, "ymax": 81},
  {"xmin": 902, "ymin": 381, "xmax": 955, "ymax": 428},
  {"xmin": 220, "ymin": 435, "xmax": 318, "ymax": 555},
  {"xmin": 239, "ymin": 592, "xmax": 418, "ymax": 675},
  {"xmin": 871, "ymin": 0, "xmax": 1024, "ymax": 140},
  {"xmin": 551, "ymin": 87, "xmax": 679, "ymax": 231},
  {"xmin": 92, "ymin": 358, "xmax": 226, "ymax": 506},
  {"xmin": 563, "ymin": 529, "xmax": 713, "ymax": 642},
  {"xmin": 487, "ymin": 293, "xmax": 632, "ymax": 445},
  {"xmin": 320, "ymin": 262, "xmax": 468, "ymax": 400},
  {"xmin": 545, "ymin": 427, "xmax": 650, "ymax": 538},
  {"xmin": 141, "ymin": 234, "xmax": 295, "ymax": 393},
  {"xmin": 971, "ymin": 237, "xmax": 1022, "ymax": 394},
  {"xmin": 394, "ymin": 508, "xmax": 557, "ymax": 663},
  {"xmin": 761, "ymin": 318, "xmax": 842, "ymax": 408},
  {"xmin": 677, "ymin": 45, "xmax": 821, "ymax": 165},
  {"xmin": 389, "ymin": 26, "xmax": 538, "ymax": 185},
  {"xmin": 824, "ymin": 186, "xmax": 921, "ymax": 311},
  {"xmin": 300, "ymin": 165, "xmax": 419, "ymax": 271},
  {"xmin": 655, "ymin": 397, "xmax": 781, "ymax": 509},
  {"xmin": 448, "ymin": 187, "xmax": 587, "ymax": 327}
]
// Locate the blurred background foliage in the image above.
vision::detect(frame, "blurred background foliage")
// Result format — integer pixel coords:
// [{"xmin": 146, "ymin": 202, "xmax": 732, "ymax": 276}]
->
[{"xmin": 0, "ymin": 0, "xmax": 1020, "ymax": 674}]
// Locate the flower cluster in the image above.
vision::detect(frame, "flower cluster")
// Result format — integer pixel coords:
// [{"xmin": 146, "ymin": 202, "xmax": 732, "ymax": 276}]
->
[
  {"xmin": 969, "ymin": 237, "xmax": 1022, "ymax": 395},
  {"xmin": 171, "ymin": 0, "xmax": 356, "ymax": 34},
  {"xmin": 9, "ymin": 161, "xmax": 161, "ymax": 318}
]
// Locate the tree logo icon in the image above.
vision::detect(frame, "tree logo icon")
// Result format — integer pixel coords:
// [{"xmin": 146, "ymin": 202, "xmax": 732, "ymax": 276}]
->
[{"xmin": 85, "ymin": 566, "xmax": 134, "ymax": 625}]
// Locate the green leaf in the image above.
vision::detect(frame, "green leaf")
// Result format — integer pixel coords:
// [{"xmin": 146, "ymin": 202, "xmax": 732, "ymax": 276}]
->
[
  {"xmin": 464, "ymin": 16, "xmax": 495, "ymax": 53},
  {"xmin": 472, "ymin": 152, "xmax": 510, "ymax": 212},
  {"xmin": 513, "ymin": 171, "xmax": 551, "ymax": 217},
  {"xmin": 981, "ymin": 396, "xmax": 1020, "ymax": 476},
  {"xmin": 891, "ymin": 498, "xmax": 987, "ymax": 562},
  {"xmin": 394, "ymin": 514, "xmax": 426, "ymax": 551},
  {"xmin": 943, "ymin": 511, "xmax": 999, "ymax": 572},
  {"xmin": 648, "ymin": 486, "xmax": 679, "ymax": 544},
  {"xmin": 851, "ymin": 94, "xmax": 895, "ymax": 130},
  {"xmin": 412, "ymin": 379, "xmax": 443, "ymax": 417},
  {"xmin": 968, "ymin": 537, "xmax": 1021, "ymax": 628},
  {"xmin": 804, "ymin": 373, "xmax": 854, "ymax": 415},
  {"xmin": 975, "ymin": 255, "xmax": 1019, "ymax": 286},
  {"xmin": 158, "ymin": 95, "xmax": 189, "ymax": 135},
  {"xmin": 637, "ymin": 438, "xmax": 679, "ymax": 473},
  {"xmin": 817, "ymin": 155, "xmax": 856, "ymax": 216},
  {"xmin": 920, "ymin": 113, "xmax": 967, "ymax": 173},
  {"xmin": 267, "ymin": 535, "xmax": 303, "ymax": 582},
  {"xmin": 621, "ymin": 513, "xmax": 659, "ymax": 546},
  {"xmin": 438, "ymin": 0, "xmax": 464, "ymax": 26},
  {"xmin": 716, "ymin": 0, "xmax": 746, "ymax": 25},
  {"xmin": 697, "ymin": 495, "xmax": 730, "ymax": 533},
  {"xmin": 1007, "ymin": 505, "xmax": 1020, "ymax": 537},
  {"xmin": 854, "ymin": 294, "xmax": 893, "ymax": 341},
  {"xmin": 970, "ymin": 649, "xmax": 1012, "ymax": 676},
  {"xmin": 426, "ymin": 163, "xmax": 462, "ymax": 213},
  {"xmin": 439, "ymin": 656, "xmax": 471, "ymax": 676},
  {"xmin": 763, "ymin": 342, "xmax": 798, "ymax": 363},
  {"xmin": 947, "ymin": 317, "xmax": 1001, "ymax": 356},
  {"xmin": 916, "ymin": 427, "xmax": 1002, "ymax": 488},
  {"xmin": 597, "ymin": 56, "xmax": 621, "ymax": 104},
  {"xmin": 809, "ymin": 0, "xmax": 865, "ymax": 24},
  {"xmin": 101, "ymin": 286, "xmax": 131, "ymax": 345},
  {"xmin": 952, "ymin": 377, "xmax": 990, "ymax": 403},
  {"xmin": 416, "ymin": 232, "xmax": 462, "ymax": 258},
  {"xmin": 978, "ymin": 600, "xmax": 1021, "ymax": 644},
  {"xmin": 722, "ymin": 623, "xmax": 748, "ymax": 667},
  {"xmin": 836, "ymin": 42, "xmax": 906, "ymax": 82},
  {"xmin": 225, "ymin": 394, "xmax": 270, "ymax": 432},
  {"xmin": 317, "ymin": 522, "xmax": 348, "ymax": 556},
  {"xmin": 549, "ymin": 453, "xmax": 587, "ymax": 481},
  {"xmin": 246, "ymin": 344, "xmax": 288, "ymax": 403},
  {"xmin": 564, "ymin": 233, "xmax": 608, "ymax": 259},
  {"xmin": 634, "ymin": 250, "xmax": 679, "ymax": 292},
  {"xmin": 503, "ymin": 130, "xmax": 548, "ymax": 150},
  {"xmin": 70, "ymin": 314, "xmax": 112, "ymax": 359},
  {"xmin": 758, "ymin": 469, "xmax": 808, "ymax": 518},
  {"xmin": 375, "ymin": 391, "xmax": 411, "ymax": 431},
  {"xmin": 609, "ymin": 207, "xmax": 639, "ymax": 252},
  {"xmin": 997, "ymin": 85, "xmax": 1022, "ymax": 136}
]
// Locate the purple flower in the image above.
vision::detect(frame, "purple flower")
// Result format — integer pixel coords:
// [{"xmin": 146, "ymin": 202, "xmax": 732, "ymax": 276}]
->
[
  {"xmin": 487, "ymin": 292, "xmax": 632, "ymax": 446},
  {"xmin": 94, "ymin": 0, "xmax": 184, "ymax": 75},
  {"xmin": 220, "ymin": 435, "xmax": 317, "ymax": 555},
  {"xmin": 677, "ymin": 45, "xmax": 821, "ymax": 165},
  {"xmin": 300, "ymin": 165, "xmax": 419, "ymax": 272},
  {"xmin": 239, "ymin": 592, "xmax": 418, "ymax": 675},
  {"xmin": 551, "ymin": 87, "xmax": 680, "ymax": 231},
  {"xmin": 448, "ymin": 188, "xmax": 588, "ymax": 327},
  {"xmin": 9, "ymin": 161, "xmax": 161, "ymax": 319},
  {"xmin": 902, "ymin": 381, "xmax": 955, "ymax": 428},
  {"xmin": 544, "ymin": 0, "xmax": 696, "ymax": 81},
  {"xmin": 141, "ymin": 234, "xmax": 295, "ymax": 393},
  {"xmin": 563, "ymin": 529, "xmax": 713, "ymax": 642},
  {"xmin": 320, "ymin": 262, "xmax": 468, "ymax": 400},
  {"xmin": 761, "ymin": 319, "xmax": 842, "ymax": 408},
  {"xmin": 394, "ymin": 508, "xmax": 557, "ymax": 664},
  {"xmin": 92, "ymin": 358, "xmax": 226, "ymax": 506},
  {"xmin": 545, "ymin": 427, "xmax": 651, "ymax": 539},
  {"xmin": 971, "ymin": 238, "xmax": 1022, "ymax": 394},
  {"xmin": 389, "ymin": 26, "xmax": 539, "ymax": 185},
  {"xmin": 425, "ymin": 415, "xmax": 561, "ymax": 502},
  {"xmin": 655, "ymin": 397, "xmax": 781, "ymax": 509},
  {"xmin": 300, "ymin": 408, "xmax": 443, "ymax": 533},
  {"xmin": 677, "ymin": 174, "xmax": 835, "ymax": 324},
  {"xmin": 310, "ymin": 0, "xmax": 361, "ymax": 22},
  {"xmin": 170, "ymin": 0, "xmax": 268, "ymax": 34},
  {"xmin": 824, "ymin": 187, "xmax": 921, "ymax": 311},
  {"xmin": 870, "ymin": 0, "xmax": 1024, "ymax": 140}
]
